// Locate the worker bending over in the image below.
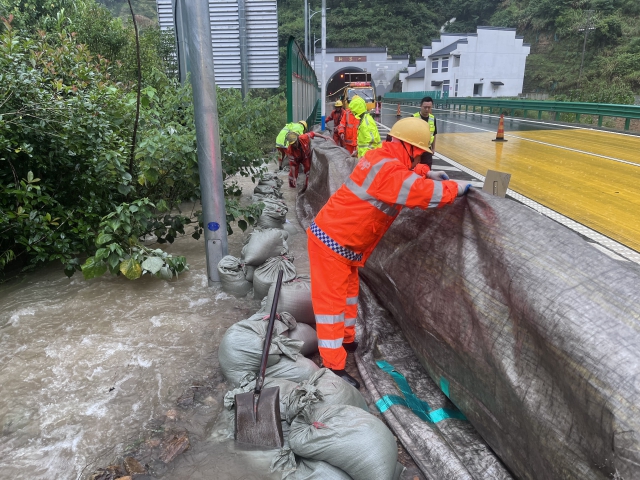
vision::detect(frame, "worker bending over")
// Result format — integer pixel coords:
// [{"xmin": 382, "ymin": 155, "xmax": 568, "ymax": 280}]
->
[
  {"xmin": 326, "ymin": 100, "xmax": 345, "ymax": 146},
  {"xmin": 307, "ymin": 117, "xmax": 471, "ymax": 388},
  {"xmin": 413, "ymin": 96, "xmax": 437, "ymax": 167},
  {"xmin": 284, "ymin": 131, "xmax": 315, "ymax": 191},
  {"xmin": 275, "ymin": 120, "xmax": 308, "ymax": 168}
]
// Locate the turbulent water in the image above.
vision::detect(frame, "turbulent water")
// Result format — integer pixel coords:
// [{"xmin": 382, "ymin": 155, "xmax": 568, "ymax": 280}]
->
[{"xmin": 0, "ymin": 172, "xmax": 308, "ymax": 479}]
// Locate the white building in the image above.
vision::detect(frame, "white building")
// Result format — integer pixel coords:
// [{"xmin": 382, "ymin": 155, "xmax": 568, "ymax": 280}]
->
[{"xmin": 402, "ymin": 27, "xmax": 530, "ymax": 98}]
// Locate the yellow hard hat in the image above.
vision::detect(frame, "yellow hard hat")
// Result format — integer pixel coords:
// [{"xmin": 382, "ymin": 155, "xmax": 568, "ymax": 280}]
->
[
  {"xmin": 335, "ymin": 100, "xmax": 343, "ymax": 107},
  {"xmin": 298, "ymin": 120, "xmax": 308, "ymax": 131},
  {"xmin": 285, "ymin": 131, "xmax": 299, "ymax": 144},
  {"xmin": 389, "ymin": 117, "xmax": 433, "ymax": 153}
]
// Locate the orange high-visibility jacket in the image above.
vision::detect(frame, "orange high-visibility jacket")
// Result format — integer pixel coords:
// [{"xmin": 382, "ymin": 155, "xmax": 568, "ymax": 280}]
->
[
  {"xmin": 337, "ymin": 109, "xmax": 360, "ymax": 153},
  {"xmin": 310, "ymin": 142, "xmax": 458, "ymax": 267}
]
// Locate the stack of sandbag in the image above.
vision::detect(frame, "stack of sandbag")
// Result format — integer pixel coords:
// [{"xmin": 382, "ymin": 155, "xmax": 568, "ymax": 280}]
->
[
  {"xmin": 241, "ymin": 228, "xmax": 289, "ymax": 268},
  {"xmin": 257, "ymin": 198, "xmax": 288, "ymax": 229},
  {"xmin": 266, "ymin": 276, "xmax": 314, "ymax": 324},
  {"xmin": 217, "ymin": 255, "xmax": 251, "ymax": 297},
  {"xmin": 253, "ymin": 255, "xmax": 296, "ymax": 299},
  {"xmin": 271, "ymin": 448, "xmax": 352, "ymax": 480},
  {"xmin": 218, "ymin": 314, "xmax": 319, "ymax": 387},
  {"xmin": 288, "ymin": 404, "xmax": 400, "ymax": 480}
]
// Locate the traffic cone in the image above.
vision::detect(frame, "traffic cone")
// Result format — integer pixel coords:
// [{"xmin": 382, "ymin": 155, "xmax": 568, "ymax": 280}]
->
[
  {"xmin": 492, "ymin": 114, "xmax": 508, "ymax": 142},
  {"xmin": 396, "ymin": 104, "xmax": 401, "ymax": 117}
]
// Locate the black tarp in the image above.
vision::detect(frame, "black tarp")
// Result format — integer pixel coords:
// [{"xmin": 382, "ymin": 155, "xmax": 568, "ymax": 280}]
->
[{"xmin": 298, "ymin": 138, "xmax": 640, "ymax": 480}]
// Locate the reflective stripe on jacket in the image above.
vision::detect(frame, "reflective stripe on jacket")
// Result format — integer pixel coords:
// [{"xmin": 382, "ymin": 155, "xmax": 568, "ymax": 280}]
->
[
  {"xmin": 357, "ymin": 113, "xmax": 382, "ymax": 157},
  {"xmin": 311, "ymin": 142, "xmax": 458, "ymax": 266},
  {"xmin": 276, "ymin": 122, "xmax": 304, "ymax": 148},
  {"xmin": 413, "ymin": 112, "xmax": 436, "ymax": 147}
]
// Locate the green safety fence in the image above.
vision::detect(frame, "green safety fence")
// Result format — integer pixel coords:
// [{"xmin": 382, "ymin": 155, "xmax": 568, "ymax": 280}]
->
[
  {"xmin": 286, "ymin": 36, "xmax": 320, "ymax": 128},
  {"xmin": 383, "ymin": 93, "xmax": 640, "ymax": 131}
]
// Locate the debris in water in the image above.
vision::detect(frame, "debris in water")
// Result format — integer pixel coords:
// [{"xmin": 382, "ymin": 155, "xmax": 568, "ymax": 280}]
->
[
  {"xmin": 159, "ymin": 431, "xmax": 190, "ymax": 463},
  {"xmin": 88, "ymin": 464, "xmax": 124, "ymax": 480},
  {"xmin": 123, "ymin": 456, "xmax": 146, "ymax": 476},
  {"xmin": 176, "ymin": 389, "xmax": 194, "ymax": 407}
]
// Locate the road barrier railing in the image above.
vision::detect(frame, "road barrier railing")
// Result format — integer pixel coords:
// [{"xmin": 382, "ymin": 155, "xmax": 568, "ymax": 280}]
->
[{"xmin": 383, "ymin": 94, "xmax": 640, "ymax": 131}]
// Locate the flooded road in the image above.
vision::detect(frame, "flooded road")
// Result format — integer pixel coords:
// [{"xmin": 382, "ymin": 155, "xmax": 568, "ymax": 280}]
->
[{"xmin": 0, "ymin": 169, "xmax": 308, "ymax": 479}]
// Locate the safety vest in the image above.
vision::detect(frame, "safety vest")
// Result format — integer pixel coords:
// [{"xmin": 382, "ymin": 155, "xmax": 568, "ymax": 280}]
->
[
  {"xmin": 356, "ymin": 113, "xmax": 382, "ymax": 158},
  {"xmin": 310, "ymin": 142, "xmax": 458, "ymax": 266},
  {"xmin": 276, "ymin": 122, "xmax": 304, "ymax": 148},
  {"xmin": 338, "ymin": 109, "xmax": 359, "ymax": 153},
  {"xmin": 413, "ymin": 112, "xmax": 435, "ymax": 147}
]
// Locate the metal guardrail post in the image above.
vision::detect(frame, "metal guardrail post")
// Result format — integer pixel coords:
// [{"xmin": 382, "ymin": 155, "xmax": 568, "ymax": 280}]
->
[
  {"xmin": 183, "ymin": 0, "xmax": 229, "ymax": 285},
  {"xmin": 238, "ymin": 0, "xmax": 249, "ymax": 99}
]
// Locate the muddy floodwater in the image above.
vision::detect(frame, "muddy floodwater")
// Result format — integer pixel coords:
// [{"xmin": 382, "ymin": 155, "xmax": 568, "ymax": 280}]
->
[{"xmin": 0, "ymin": 170, "xmax": 310, "ymax": 479}]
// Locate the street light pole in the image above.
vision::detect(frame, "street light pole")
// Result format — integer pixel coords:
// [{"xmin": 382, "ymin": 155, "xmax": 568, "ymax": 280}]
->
[
  {"xmin": 578, "ymin": 9, "xmax": 595, "ymax": 85},
  {"xmin": 304, "ymin": 0, "xmax": 308, "ymax": 58},
  {"xmin": 321, "ymin": 0, "xmax": 326, "ymax": 131},
  {"xmin": 183, "ymin": 0, "xmax": 228, "ymax": 285}
]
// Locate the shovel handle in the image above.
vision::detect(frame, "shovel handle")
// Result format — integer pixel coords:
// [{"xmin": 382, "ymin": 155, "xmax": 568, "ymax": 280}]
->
[{"xmin": 254, "ymin": 269, "xmax": 285, "ymax": 396}]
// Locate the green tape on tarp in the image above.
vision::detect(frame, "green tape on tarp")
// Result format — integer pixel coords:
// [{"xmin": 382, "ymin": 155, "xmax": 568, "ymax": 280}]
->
[{"xmin": 376, "ymin": 361, "xmax": 467, "ymax": 424}]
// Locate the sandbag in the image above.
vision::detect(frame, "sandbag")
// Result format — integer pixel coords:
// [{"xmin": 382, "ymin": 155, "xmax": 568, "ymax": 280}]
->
[
  {"xmin": 241, "ymin": 229, "xmax": 289, "ymax": 266},
  {"xmin": 224, "ymin": 376, "xmax": 298, "ymax": 419},
  {"xmin": 289, "ymin": 404, "xmax": 398, "ymax": 480},
  {"xmin": 286, "ymin": 458, "xmax": 352, "ymax": 480},
  {"xmin": 245, "ymin": 265, "xmax": 255, "ymax": 282},
  {"xmin": 271, "ymin": 449, "xmax": 351, "ymax": 480},
  {"xmin": 254, "ymin": 256, "xmax": 296, "ymax": 300},
  {"xmin": 260, "ymin": 172, "xmax": 284, "ymax": 187},
  {"xmin": 284, "ymin": 323, "xmax": 317, "ymax": 357},
  {"xmin": 257, "ymin": 198, "xmax": 288, "ymax": 229},
  {"xmin": 283, "ymin": 220, "xmax": 299, "ymax": 236},
  {"xmin": 218, "ymin": 318, "xmax": 303, "ymax": 386},
  {"xmin": 285, "ymin": 368, "xmax": 368, "ymax": 422},
  {"xmin": 266, "ymin": 276, "xmax": 314, "ymax": 324},
  {"xmin": 266, "ymin": 355, "xmax": 319, "ymax": 384},
  {"xmin": 254, "ymin": 184, "xmax": 282, "ymax": 197},
  {"xmin": 217, "ymin": 255, "xmax": 251, "ymax": 297},
  {"xmin": 252, "ymin": 193, "xmax": 282, "ymax": 203}
]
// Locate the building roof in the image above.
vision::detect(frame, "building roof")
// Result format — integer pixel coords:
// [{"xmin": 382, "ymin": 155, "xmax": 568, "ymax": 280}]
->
[
  {"xmin": 315, "ymin": 47, "xmax": 387, "ymax": 53},
  {"xmin": 405, "ymin": 68, "xmax": 425, "ymax": 79},
  {"xmin": 429, "ymin": 39, "xmax": 468, "ymax": 58},
  {"xmin": 389, "ymin": 54, "xmax": 409, "ymax": 59},
  {"xmin": 477, "ymin": 26, "xmax": 517, "ymax": 31}
]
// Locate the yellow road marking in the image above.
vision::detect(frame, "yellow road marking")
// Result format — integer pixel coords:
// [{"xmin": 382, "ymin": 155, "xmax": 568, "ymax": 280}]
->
[{"xmin": 438, "ymin": 131, "xmax": 640, "ymax": 252}]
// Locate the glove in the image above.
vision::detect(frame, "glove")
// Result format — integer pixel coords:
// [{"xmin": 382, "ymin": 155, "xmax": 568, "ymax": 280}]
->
[
  {"xmin": 278, "ymin": 161, "xmax": 284, "ymax": 171},
  {"xmin": 453, "ymin": 180, "xmax": 472, "ymax": 197},
  {"xmin": 427, "ymin": 171, "xmax": 449, "ymax": 181},
  {"xmin": 340, "ymin": 134, "xmax": 345, "ymax": 141}
]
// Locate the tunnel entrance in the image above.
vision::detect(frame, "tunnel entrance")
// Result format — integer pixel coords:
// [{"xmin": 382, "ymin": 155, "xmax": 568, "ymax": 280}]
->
[{"xmin": 326, "ymin": 66, "xmax": 365, "ymax": 101}]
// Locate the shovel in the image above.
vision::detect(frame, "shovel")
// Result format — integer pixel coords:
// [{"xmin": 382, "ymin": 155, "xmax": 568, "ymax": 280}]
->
[{"xmin": 234, "ymin": 270, "xmax": 285, "ymax": 448}]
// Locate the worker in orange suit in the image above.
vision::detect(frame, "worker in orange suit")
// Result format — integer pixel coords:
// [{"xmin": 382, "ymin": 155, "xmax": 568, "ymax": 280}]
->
[
  {"xmin": 326, "ymin": 100, "xmax": 344, "ymax": 145},
  {"xmin": 336, "ymin": 102, "xmax": 360, "ymax": 155},
  {"xmin": 284, "ymin": 131, "xmax": 315, "ymax": 191},
  {"xmin": 307, "ymin": 117, "xmax": 472, "ymax": 388}
]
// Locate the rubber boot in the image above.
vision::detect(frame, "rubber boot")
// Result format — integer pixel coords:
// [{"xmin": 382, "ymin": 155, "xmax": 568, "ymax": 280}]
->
[
  {"xmin": 343, "ymin": 341, "xmax": 359, "ymax": 353},
  {"xmin": 329, "ymin": 369, "xmax": 360, "ymax": 389}
]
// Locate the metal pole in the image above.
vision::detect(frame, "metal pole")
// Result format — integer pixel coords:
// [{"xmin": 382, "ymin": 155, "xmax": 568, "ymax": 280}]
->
[
  {"xmin": 174, "ymin": 0, "xmax": 189, "ymax": 83},
  {"xmin": 238, "ymin": 0, "xmax": 249, "ymax": 98},
  {"xmin": 579, "ymin": 10, "xmax": 594, "ymax": 85},
  {"xmin": 321, "ymin": 0, "xmax": 326, "ymax": 131},
  {"xmin": 304, "ymin": 0, "xmax": 308, "ymax": 59},
  {"xmin": 183, "ymin": 0, "xmax": 228, "ymax": 284}
]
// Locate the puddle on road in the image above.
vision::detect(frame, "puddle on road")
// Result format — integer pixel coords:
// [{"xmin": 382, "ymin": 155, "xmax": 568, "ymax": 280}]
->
[{"xmin": 0, "ymin": 170, "xmax": 308, "ymax": 479}]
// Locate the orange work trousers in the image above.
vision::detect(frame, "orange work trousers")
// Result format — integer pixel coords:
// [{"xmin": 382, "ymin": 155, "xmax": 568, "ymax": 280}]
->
[{"xmin": 307, "ymin": 237, "xmax": 359, "ymax": 370}]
